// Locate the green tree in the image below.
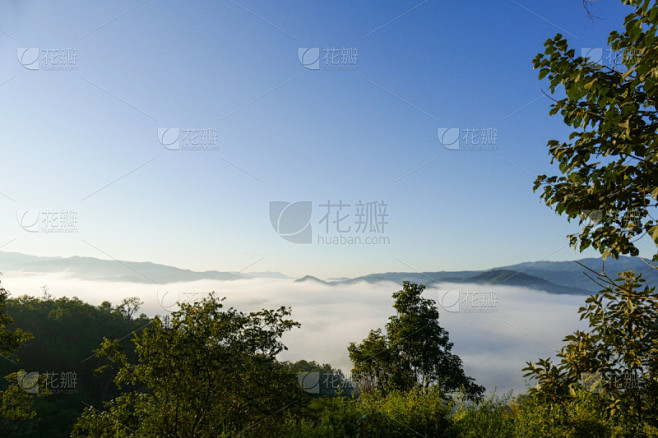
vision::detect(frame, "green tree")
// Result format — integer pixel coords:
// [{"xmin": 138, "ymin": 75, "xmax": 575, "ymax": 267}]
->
[
  {"xmin": 282, "ymin": 386, "xmax": 457, "ymax": 438},
  {"xmin": 73, "ymin": 294, "xmax": 306, "ymax": 437},
  {"xmin": 526, "ymin": 3, "xmax": 658, "ymax": 433},
  {"xmin": 523, "ymin": 269, "xmax": 658, "ymax": 432},
  {"xmin": 532, "ymin": 0, "xmax": 658, "ymax": 262},
  {"xmin": 0, "ymin": 281, "xmax": 36, "ymax": 434},
  {"xmin": 0, "ymin": 295, "xmax": 150, "ymax": 437},
  {"xmin": 348, "ymin": 282, "xmax": 484, "ymax": 400}
]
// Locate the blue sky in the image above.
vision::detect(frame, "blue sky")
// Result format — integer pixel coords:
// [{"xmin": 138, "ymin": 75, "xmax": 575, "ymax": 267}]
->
[{"xmin": 0, "ymin": 0, "xmax": 652, "ymax": 277}]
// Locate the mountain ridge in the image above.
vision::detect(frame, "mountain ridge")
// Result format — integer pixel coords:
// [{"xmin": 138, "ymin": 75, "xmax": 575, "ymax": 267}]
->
[{"xmin": 1, "ymin": 250, "xmax": 656, "ymax": 295}]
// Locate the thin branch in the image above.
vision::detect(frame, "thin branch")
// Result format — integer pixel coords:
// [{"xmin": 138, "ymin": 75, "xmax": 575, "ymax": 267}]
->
[
  {"xmin": 581, "ymin": 270, "xmax": 609, "ymax": 291},
  {"xmin": 638, "ymin": 256, "xmax": 658, "ymax": 271}
]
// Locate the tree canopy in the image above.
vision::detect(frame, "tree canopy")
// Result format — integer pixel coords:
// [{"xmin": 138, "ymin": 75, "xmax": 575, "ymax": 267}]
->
[
  {"xmin": 533, "ymin": 0, "xmax": 658, "ymax": 262},
  {"xmin": 523, "ymin": 269, "xmax": 658, "ymax": 433},
  {"xmin": 348, "ymin": 282, "xmax": 484, "ymax": 400},
  {"xmin": 523, "ymin": 1, "xmax": 658, "ymax": 435},
  {"xmin": 73, "ymin": 294, "xmax": 306, "ymax": 437}
]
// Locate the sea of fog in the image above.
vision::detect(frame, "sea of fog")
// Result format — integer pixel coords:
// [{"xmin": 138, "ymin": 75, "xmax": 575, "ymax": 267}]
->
[{"xmin": 2, "ymin": 273, "xmax": 589, "ymax": 395}]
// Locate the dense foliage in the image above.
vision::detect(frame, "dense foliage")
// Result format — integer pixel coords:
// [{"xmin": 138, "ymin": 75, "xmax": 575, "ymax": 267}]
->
[
  {"xmin": 523, "ymin": 269, "xmax": 658, "ymax": 435},
  {"xmin": 523, "ymin": 0, "xmax": 658, "ymax": 435},
  {"xmin": 0, "ymin": 277, "xmax": 652, "ymax": 437},
  {"xmin": 0, "ymin": 1, "xmax": 656, "ymax": 436},
  {"xmin": 0, "ymin": 294, "xmax": 150, "ymax": 437},
  {"xmin": 533, "ymin": 0, "xmax": 658, "ymax": 261},
  {"xmin": 348, "ymin": 281, "xmax": 484, "ymax": 399},
  {"xmin": 0, "ymin": 282, "xmax": 35, "ymax": 435},
  {"xmin": 73, "ymin": 295, "xmax": 306, "ymax": 437}
]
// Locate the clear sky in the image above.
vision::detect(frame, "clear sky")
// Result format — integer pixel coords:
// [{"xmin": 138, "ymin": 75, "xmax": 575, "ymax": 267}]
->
[{"xmin": 0, "ymin": 0, "xmax": 653, "ymax": 278}]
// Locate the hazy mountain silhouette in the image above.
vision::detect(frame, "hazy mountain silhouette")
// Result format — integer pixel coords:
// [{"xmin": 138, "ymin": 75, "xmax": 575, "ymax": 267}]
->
[
  {"xmin": 294, "ymin": 257, "xmax": 657, "ymax": 295},
  {"xmin": 1, "ymin": 250, "xmax": 655, "ymax": 295},
  {"xmin": 294, "ymin": 275, "xmax": 331, "ymax": 285},
  {"xmin": 498, "ymin": 257, "xmax": 658, "ymax": 293},
  {"xmin": 0, "ymin": 251, "xmax": 244, "ymax": 284}
]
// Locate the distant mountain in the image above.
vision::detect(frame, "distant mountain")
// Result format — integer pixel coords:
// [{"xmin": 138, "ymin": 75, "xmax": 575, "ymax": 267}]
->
[
  {"xmin": 294, "ymin": 256, "xmax": 657, "ymax": 296},
  {"xmin": 0, "ymin": 251, "xmax": 253, "ymax": 284},
  {"xmin": 453, "ymin": 269, "xmax": 591, "ymax": 295},
  {"xmin": 2, "ymin": 250, "xmax": 655, "ymax": 296},
  {"xmin": 323, "ymin": 271, "xmax": 485, "ymax": 286},
  {"xmin": 294, "ymin": 275, "xmax": 330, "ymax": 285},
  {"xmin": 294, "ymin": 269, "xmax": 591, "ymax": 295},
  {"xmin": 499, "ymin": 257, "xmax": 658, "ymax": 293}
]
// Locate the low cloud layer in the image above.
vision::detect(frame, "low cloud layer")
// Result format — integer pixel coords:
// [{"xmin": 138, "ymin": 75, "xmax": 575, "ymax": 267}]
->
[{"xmin": 3, "ymin": 273, "xmax": 589, "ymax": 395}]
